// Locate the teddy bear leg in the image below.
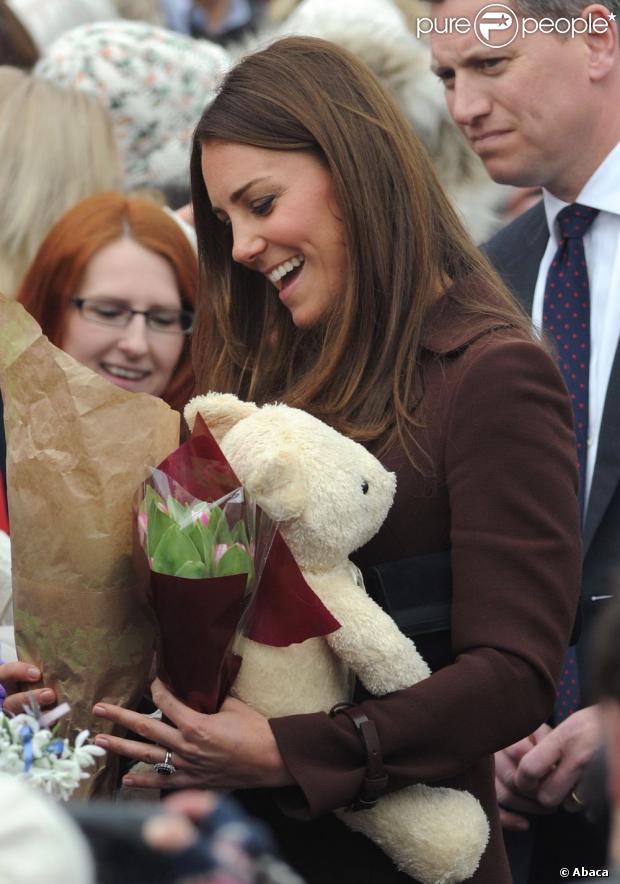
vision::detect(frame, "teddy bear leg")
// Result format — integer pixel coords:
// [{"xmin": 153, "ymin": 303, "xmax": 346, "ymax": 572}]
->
[{"xmin": 335, "ymin": 783, "xmax": 489, "ymax": 884}]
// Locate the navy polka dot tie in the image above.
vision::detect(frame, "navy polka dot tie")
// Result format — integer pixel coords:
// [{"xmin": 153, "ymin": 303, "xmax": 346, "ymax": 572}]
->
[{"xmin": 543, "ymin": 202, "xmax": 598, "ymax": 723}]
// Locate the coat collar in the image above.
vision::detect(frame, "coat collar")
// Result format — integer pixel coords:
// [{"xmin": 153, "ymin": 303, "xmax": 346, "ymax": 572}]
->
[{"xmin": 420, "ymin": 284, "xmax": 514, "ymax": 356}]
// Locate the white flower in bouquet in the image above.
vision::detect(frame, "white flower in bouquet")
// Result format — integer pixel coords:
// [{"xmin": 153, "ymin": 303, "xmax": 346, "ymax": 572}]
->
[{"xmin": 0, "ymin": 700, "xmax": 106, "ymax": 801}]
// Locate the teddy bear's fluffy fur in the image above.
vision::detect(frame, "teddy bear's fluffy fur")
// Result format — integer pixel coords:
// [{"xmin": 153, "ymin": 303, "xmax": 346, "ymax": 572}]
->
[{"xmin": 185, "ymin": 393, "xmax": 489, "ymax": 884}]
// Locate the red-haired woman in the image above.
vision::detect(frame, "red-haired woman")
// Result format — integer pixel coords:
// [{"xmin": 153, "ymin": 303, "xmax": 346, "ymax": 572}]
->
[{"xmin": 17, "ymin": 192, "xmax": 197, "ymax": 411}]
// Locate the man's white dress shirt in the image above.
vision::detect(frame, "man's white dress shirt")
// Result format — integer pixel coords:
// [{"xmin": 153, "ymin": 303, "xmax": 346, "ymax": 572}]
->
[{"xmin": 532, "ymin": 141, "xmax": 620, "ymax": 508}]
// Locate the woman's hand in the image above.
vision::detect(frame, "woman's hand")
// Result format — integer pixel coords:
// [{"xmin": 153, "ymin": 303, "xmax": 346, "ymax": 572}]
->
[
  {"xmin": 93, "ymin": 678, "xmax": 295, "ymax": 792},
  {"xmin": 0, "ymin": 661, "xmax": 56, "ymax": 715}
]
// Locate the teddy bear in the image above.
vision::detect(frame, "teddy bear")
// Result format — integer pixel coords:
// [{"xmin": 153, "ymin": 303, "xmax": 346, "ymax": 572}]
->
[{"xmin": 184, "ymin": 393, "xmax": 489, "ymax": 884}]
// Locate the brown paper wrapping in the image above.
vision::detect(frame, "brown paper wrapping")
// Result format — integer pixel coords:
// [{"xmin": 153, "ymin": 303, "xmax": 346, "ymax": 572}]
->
[{"xmin": 0, "ymin": 296, "xmax": 180, "ymax": 797}]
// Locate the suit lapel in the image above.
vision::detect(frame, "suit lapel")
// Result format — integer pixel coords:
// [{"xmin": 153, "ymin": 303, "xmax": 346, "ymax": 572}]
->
[
  {"xmin": 485, "ymin": 201, "xmax": 548, "ymax": 313},
  {"xmin": 584, "ymin": 341, "xmax": 620, "ymax": 554},
  {"xmin": 487, "ymin": 202, "xmax": 620, "ymax": 557}
]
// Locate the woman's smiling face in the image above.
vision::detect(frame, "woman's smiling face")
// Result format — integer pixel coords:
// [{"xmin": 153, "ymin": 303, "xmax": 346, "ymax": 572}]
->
[
  {"xmin": 60, "ymin": 237, "xmax": 185, "ymax": 397},
  {"xmin": 201, "ymin": 141, "xmax": 349, "ymax": 328}
]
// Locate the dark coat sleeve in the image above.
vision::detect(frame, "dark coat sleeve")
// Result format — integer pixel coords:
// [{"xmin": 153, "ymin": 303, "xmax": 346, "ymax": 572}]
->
[{"xmin": 270, "ymin": 336, "xmax": 581, "ymax": 818}]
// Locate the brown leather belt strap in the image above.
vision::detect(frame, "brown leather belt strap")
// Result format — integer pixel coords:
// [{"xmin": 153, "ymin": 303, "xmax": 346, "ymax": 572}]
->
[{"xmin": 329, "ymin": 703, "xmax": 389, "ymax": 811}]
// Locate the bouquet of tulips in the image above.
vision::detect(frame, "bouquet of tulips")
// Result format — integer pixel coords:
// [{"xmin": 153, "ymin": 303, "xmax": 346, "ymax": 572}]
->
[
  {"xmin": 139, "ymin": 482, "xmax": 257, "ymax": 585},
  {"xmin": 135, "ymin": 418, "xmax": 277, "ymax": 713}
]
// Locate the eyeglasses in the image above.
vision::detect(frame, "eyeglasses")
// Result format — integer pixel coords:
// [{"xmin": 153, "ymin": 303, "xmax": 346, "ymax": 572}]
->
[{"xmin": 69, "ymin": 297, "xmax": 193, "ymax": 335}]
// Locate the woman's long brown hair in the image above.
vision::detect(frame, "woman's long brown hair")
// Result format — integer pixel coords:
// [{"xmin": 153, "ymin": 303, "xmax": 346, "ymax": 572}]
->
[{"xmin": 190, "ymin": 36, "xmax": 531, "ymax": 455}]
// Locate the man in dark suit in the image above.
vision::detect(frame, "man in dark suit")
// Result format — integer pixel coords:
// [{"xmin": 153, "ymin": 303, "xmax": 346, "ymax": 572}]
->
[
  {"xmin": 430, "ymin": 0, "xmax": 620, "ymax": 880},
  {"xmin": 592, "ymin": 599, "xmax": 620, "ymax": 883}
]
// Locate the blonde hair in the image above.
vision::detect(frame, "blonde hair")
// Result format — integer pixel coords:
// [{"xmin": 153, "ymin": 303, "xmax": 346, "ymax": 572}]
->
[{"xmin": 0, "ymin": 68, "xmax": 122, "ymax": 297}]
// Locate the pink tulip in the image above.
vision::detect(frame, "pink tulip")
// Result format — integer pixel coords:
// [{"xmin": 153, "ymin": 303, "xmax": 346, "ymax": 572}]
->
[
  {"xmin": 138, "ymin": 511, "xmax": 148, "ymax": 546},
  {"xmin": 190, "ymin": 506, "xmax": 210, "ymax": 525},
  {"xmin": 214, "ymin": 544, "xmax": 229, "ymax": 564}
]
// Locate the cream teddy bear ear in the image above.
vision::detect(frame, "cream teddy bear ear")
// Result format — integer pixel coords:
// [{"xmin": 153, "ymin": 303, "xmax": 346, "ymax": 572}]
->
[
  {"xmin": 242, "ymin": 448, "xmax": 306, "ymax": 522},
  {"xmin": 184, "ymin": 393, "xmax": 258, "ymax": 439}
]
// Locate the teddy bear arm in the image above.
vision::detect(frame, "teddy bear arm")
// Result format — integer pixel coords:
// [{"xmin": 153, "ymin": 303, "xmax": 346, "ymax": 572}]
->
[{"xmin": 306, "ymin": 570, "xmax": 431, "ymax": 695}]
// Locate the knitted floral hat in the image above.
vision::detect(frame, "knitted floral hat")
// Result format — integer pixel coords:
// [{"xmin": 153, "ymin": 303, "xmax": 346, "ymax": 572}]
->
[{"xmin": 35, "ymin": 21, "xmax": 230, "ymax": 191}]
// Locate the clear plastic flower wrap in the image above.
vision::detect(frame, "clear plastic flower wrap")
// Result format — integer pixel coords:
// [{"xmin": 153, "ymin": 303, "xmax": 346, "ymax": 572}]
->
[
  {"xmin": 134, "ymin": 417, "xmax": 278, "ymax": 713},
  {"xmin": 139, "ymin": 478, "xmax": 268, "ymax": 589}
]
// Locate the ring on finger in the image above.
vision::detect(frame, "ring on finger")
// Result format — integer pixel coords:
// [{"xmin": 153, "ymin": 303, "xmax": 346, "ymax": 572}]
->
[
  {"xmin": 154, "ymin": 749, "xmax": 176, "ymax": 776},
  {"xmin": 570, "ymin": 789, "xmax": 585, "ymax": 808}
]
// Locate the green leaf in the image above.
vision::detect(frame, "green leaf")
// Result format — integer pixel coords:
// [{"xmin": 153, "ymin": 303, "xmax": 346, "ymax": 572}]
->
[
  {"xmin": 212, "ymin": 507, "xmax": 233, "ymax": 545},
  {"xmin": 167, "ymin": 495, "xmax": 189, "ymax": 526},
  {"xmin": 151, "ymin": 524, "xmax": 202, "ymax": 576},
  {"xmin": 231, "ymin": 520, "xmax": 250, "ymax": 549},
  {"xmin": 214, "ymin": 544, "xmax": 252, "ymax": 579},
  {"xmin": 144, "ymin": 488, "xmax": 174, "ymax": 555},
  {"xmin": 175, "ymin": 560, "xmax": 209, "ymax": 578},
  {"xmin": 183, "ymin": 519, "xmax": 213, "ymax": 570},
  {"xmin": 192, "ymin": 506, "xmax": 230, "ymax": 553},
  {"xmin": 143, "ymin": 484, "xmax": 160, "ymax": 513}
]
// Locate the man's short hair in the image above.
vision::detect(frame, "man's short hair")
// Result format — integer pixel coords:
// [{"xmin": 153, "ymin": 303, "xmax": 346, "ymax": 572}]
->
[
  {"xmin": 428, "ymin": 0, "xmax": 620, "ymax": 17},
  {"xmin": 512, "ymin": 1, "xmax": 620, "ymax": 18}
]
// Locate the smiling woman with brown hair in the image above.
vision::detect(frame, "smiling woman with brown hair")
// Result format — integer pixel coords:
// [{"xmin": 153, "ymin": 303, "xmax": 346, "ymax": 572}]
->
[{"xmin": 92, "ymin": 37, "xmax": 581, "ymax": 884}]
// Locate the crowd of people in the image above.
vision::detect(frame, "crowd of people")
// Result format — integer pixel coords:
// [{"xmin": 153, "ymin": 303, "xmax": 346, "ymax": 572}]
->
[{"xmin": 1, "ymin": 1, "xmax": 619, "ymax": 883}]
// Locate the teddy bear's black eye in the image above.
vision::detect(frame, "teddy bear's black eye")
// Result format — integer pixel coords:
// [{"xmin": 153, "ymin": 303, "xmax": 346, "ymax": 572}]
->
[{"xmin": 361, "ymin": 480, "xmax": 369, "ymax": 494}]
